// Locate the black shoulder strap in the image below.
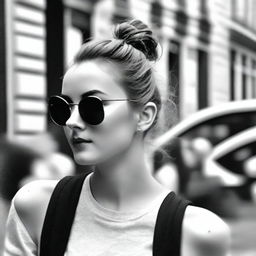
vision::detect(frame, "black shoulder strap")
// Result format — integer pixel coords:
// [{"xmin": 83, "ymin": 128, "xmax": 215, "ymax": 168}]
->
[
  {"xmin": 153, "ymin": 191, "xmax": 191, "ymax": 256},
  {"xmin": 40, "ymin": 173, "xmax": 190, "ymax": 256},
  {"xmin": 40, "ymin": 171, "xmax": 91, "ymax": 256}
]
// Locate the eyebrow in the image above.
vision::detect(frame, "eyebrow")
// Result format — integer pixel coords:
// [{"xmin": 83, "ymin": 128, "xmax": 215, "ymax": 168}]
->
[{"xmin": 81, "ymin": 90, "xmax": 107, "ymax": 98}]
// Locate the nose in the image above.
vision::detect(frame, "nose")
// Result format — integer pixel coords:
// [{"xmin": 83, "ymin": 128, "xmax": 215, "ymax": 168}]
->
[{"xmin": 66, "ymin": 105, "xmax": 86, "ymax": 130}]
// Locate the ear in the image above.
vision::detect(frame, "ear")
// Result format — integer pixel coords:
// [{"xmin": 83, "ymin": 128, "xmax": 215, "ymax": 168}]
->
[{"xmin": 136, "ymin": 102, "xmax": 157, "ymax": 132}]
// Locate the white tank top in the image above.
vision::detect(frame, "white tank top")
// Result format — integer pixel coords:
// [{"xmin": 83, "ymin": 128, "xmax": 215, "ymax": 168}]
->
[{"xmin": 64, "ymin": 172, "xmax": 170, "ymax": 256}]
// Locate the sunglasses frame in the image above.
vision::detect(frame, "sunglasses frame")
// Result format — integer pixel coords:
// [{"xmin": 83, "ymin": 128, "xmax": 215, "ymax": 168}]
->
[{"xmin": 49, "ymin": 95, "xmax": 137, "ymax": 126}]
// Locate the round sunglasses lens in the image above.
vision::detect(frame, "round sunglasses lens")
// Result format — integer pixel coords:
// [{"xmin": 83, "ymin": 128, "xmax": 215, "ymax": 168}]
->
[
  {"xmin": 79, "ymin": 97, "xmax": 104, "ymax": 125},
  {"xmin": 49, "ymin": 96, "xmax": 70, "ymax": 126}
]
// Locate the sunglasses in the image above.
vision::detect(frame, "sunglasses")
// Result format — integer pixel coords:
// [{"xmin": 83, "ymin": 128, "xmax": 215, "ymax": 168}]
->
[{"xmin": 48, "ymin": 95, "xmax": 136, "ymax": 126}]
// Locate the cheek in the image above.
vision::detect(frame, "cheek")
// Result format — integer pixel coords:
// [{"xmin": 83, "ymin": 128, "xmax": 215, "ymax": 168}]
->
[{"xmin": 94, "ymin": 105, "xmax": 137, "ymax": 151}]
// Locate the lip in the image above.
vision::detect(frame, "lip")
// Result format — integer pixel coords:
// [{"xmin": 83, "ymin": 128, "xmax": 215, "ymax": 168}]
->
[{"xmin": 71, "ymin": 137, "xmax": 92, "ymax": 144}]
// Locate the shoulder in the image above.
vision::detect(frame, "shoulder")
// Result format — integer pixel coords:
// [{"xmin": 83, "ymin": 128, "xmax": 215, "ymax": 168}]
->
[
  {"xmin": 14, "ymin": 179, "xmax": 58, "ymax": 209},
  {"xmin": 13, "ymin": 179, "xmax": 59, "ymax": 245},
  {"xmin": 181, "ymin": 205, "xmax": 231, "ymax": 256}
]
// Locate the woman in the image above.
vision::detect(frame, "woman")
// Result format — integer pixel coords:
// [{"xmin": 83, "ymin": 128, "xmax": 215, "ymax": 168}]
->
[{"xmin": 3, "ymin": 20, "xmax": 230, "ymax": 256}]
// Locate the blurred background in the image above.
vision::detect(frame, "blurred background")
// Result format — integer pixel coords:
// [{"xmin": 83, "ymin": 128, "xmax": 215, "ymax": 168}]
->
[{"xmin": 0, "ymin": 0, "xmax": 256, "ymax": 255}]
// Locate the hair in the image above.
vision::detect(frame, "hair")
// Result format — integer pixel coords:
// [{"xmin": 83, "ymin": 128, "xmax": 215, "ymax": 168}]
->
[{"xmin": 72, "ymin": 19, "xmax": 166, "ymax": 139}]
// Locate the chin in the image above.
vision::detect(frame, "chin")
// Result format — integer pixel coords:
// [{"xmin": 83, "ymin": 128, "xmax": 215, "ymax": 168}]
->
[{"xmin": 73, "ymin": 152, "xmax": 101, "ymax": 166}]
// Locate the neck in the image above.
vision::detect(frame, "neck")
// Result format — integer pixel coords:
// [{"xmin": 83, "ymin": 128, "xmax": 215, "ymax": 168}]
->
[{"xmin": 89, "ymin": 139, "xmax": 165, "ymax": 211}]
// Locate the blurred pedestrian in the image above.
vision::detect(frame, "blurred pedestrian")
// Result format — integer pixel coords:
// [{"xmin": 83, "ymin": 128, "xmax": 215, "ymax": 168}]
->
[
  {"xmin": 4, "ymin": 19, "xmax": 230, "ymax": 256},
  {"xmin": 0, "ymin": 138, "xmax": 41, "ymax": 204},
  {"xmin": 0, "ymin": 138, "xmax": 41, "ymax": 255}
]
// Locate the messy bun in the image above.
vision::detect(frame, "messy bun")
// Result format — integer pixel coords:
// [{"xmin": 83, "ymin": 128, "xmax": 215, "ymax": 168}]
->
[{"xmin": 114, "ymin": 19, "xmax": 158, "ymax": 61}]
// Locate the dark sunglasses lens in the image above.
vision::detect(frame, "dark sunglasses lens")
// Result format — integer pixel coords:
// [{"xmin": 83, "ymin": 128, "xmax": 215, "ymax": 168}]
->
[
  {"xmin": 79, "ymin": 97, "xmax": 104, "ymax": 125},
  {"xmin": 49, "ymin": 96, "xmax": 70, "ymax": 126}
]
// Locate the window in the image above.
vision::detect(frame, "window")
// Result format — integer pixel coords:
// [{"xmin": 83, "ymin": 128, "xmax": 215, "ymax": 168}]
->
[
  {"xmin": 169, "ymin": 41, "xmax": 180, "ymax": 117},
  {"xmin": 252, "ymin": 60, "xmax": 256, "ymax": 98},
  {"xmin": 242, "ymin": 55, "xmax": 247, "ymax": 99},
  {"xmin": 182, "ymin": 48, "xmax": 198, "ymax": 118},
  {"xmin": 198, "ymin": 50, "xmax": 208, "ymax": 109},
  {"xmin": 233, "ymin": 0, "xmax": 248, "ymax": 23},
  {"xmin": 230, "ymin": 50, "xmax": 236, "ymax": 101}
]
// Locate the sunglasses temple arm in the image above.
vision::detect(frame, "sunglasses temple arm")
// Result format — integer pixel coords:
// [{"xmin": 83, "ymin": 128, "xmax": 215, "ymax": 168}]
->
[{"xmin": 103, "ymin": 99, "xmax": 137, "ymax": 102}]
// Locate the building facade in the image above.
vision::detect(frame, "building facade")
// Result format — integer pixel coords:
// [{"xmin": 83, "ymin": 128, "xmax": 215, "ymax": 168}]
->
[{"xmin": 1, "ymin": 0, "xmax": 256, "ymax": 140}]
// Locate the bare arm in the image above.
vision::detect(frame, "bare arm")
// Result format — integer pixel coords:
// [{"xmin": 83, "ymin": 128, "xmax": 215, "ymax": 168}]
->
[
  {"xmin": 181, "ymin": 206, "xmax": 231, "ymax": 256},
  {"xmin": 3, "ymin": 197, "xmax": 37, "ymax": 256},
  {"xmin": 3, "ymin": 180, "xmax": 58, "ymax": 255}
]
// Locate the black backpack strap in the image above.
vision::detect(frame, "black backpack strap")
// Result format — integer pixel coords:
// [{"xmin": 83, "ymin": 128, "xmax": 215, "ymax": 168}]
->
[
  {"xmin": 40, "ymin": 171, "xmax": 92, "ymax": 256},
  {"xmin": 153, "ymin": 191, "xmax": 191, "ymax": 256}
]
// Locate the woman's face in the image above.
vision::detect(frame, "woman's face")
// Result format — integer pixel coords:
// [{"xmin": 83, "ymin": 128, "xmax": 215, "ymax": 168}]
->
[{"xmin": 62, "ymin": 61, "xmax": 139, "ymax": 165}]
